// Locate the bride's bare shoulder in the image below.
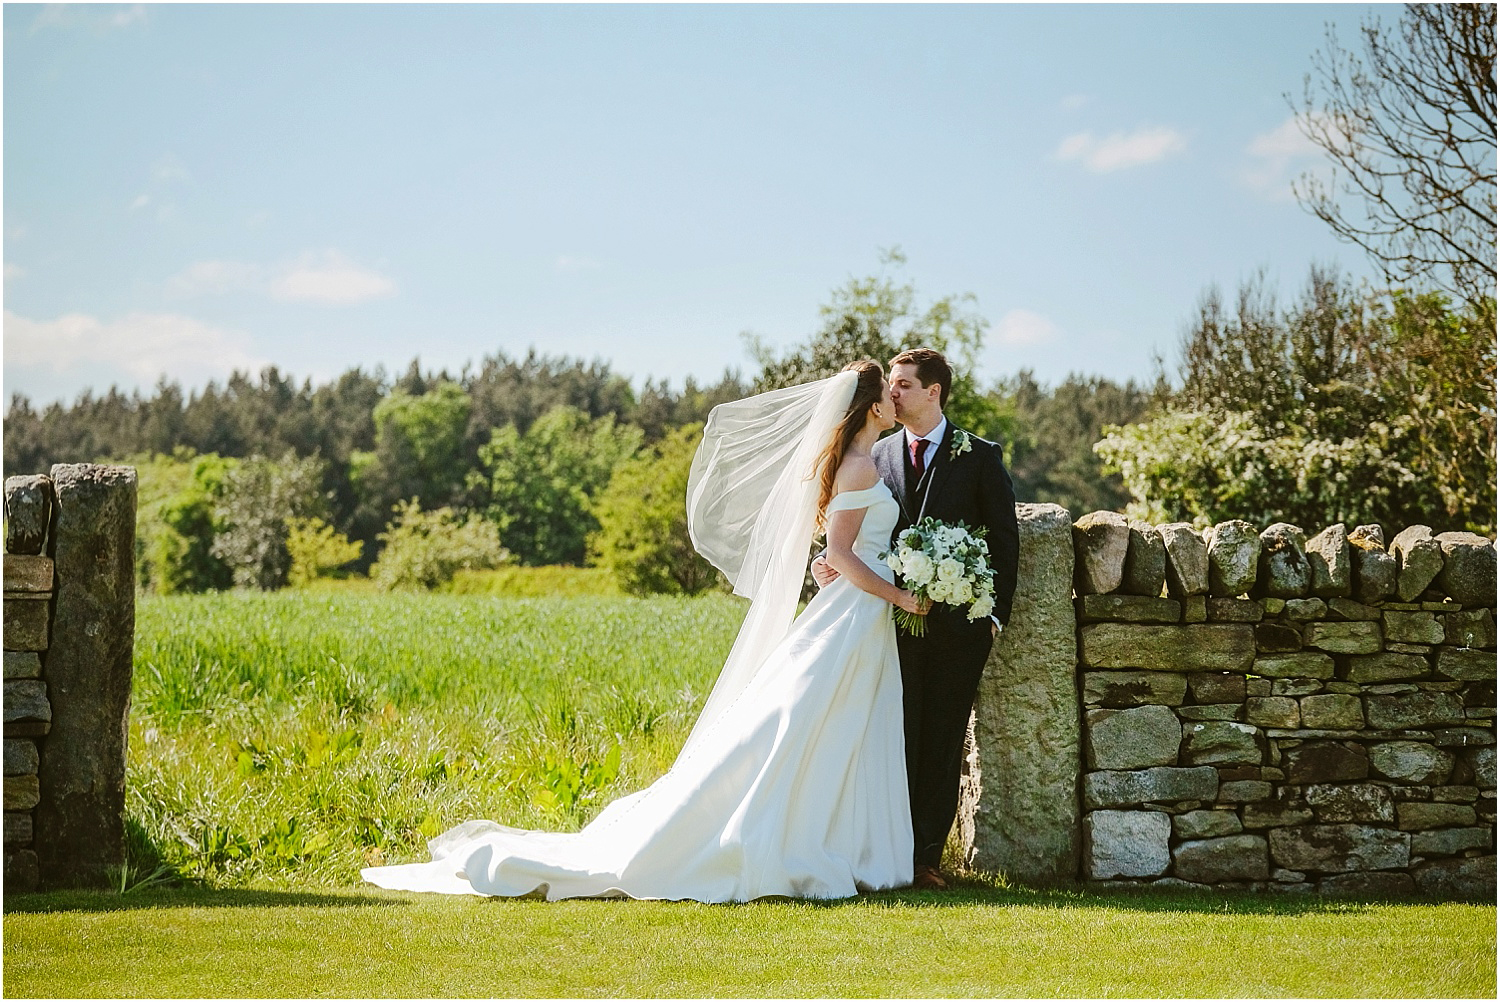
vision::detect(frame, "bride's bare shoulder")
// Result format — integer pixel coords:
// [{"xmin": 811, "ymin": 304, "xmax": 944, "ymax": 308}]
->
[{"xmin": 833, "ymin": 454, "xmax": 880, "ymax": 493}]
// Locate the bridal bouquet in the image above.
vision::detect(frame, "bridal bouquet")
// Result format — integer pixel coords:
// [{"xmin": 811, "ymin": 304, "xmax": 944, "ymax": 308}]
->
[{"xmin": 882, "ymin": 517, "xmax": 995, "ymax": 636}]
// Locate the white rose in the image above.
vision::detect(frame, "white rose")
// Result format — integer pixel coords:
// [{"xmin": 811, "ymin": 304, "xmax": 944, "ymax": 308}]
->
[
  {"xmin": 885, "ymin": 552, "xmax": 903, "ymax": 572},
  {"xmin": 969, "ymin": 594, "xmax": 994, "ymax": 619},
  {"xmin": 937, "ymin": 558, "xmax": 964, "ymax": 582},
  {"xmin": 928, "ymin": 581, "xmax": 955, "ymax": 605},
  {"xmin": 902, "ymin": 551, "xmax": 935, "ymax": 585}
]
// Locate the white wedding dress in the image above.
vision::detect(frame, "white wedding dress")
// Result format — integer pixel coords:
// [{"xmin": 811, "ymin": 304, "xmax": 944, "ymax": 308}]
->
[{"xmin": 361, "ymin": 481, "xmax": 910, "ymax": 902}]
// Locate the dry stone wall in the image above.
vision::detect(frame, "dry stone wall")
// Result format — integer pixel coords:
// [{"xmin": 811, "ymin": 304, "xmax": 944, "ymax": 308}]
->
[
  {"xmin": 1072, "ymin": 514, "xmax": 1496, "ymax": 897},
  {"xmin": 3, "ymin": 465, "xmax": 137, "ymax": 892}
]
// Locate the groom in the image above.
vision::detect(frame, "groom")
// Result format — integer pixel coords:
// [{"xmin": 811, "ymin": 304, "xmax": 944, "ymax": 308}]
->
[{"xmin": 813, "ymin": 347, "xmax": 1019, "ymax": 890}]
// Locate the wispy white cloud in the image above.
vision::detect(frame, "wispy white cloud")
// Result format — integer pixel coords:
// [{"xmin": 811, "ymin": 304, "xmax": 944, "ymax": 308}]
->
[
  {"xmin": 4, "ymin": 309, "xmax": 264, "ymax": 385},
  {"xmin": 30, "ymin": 4, "xmax": 149, "ymax": 34},
  {"xmin": 554, "ymin": 255, "xmax": 602, "ymax": 273},
  {"xmin": 1056, "ymin": 126, "xmax": 1187, "ymax": 173},
  {"xmin": 1242, "ymin": 114, "xmax": 1327, "ymax": 202},
  {"xmin": 270, "ymin": 250, "xmax": 396, "ymax": 304},
  {"xmin": 129, "ymin": 194, "xmax": 151, "ymax": 212},
  {"xmin": 4, "ymin": 263, "xmax": 26, "ymax": 286},
  {"xmin": 994, "ymin": 309, "xmax": 1060, "ymax": 347},
  {"xmin": 164, "ymin": 259, "xmax": 263, "ymax": 298},
  {"xmin": 1060, "ymin": 94, "xmax": 1090, "ymax": 112},
  {"xmin": 165, "ymin": 250, "xmax": 396, "ymax": 305}
]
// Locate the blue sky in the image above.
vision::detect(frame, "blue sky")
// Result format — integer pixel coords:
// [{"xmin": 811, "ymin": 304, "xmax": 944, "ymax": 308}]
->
[{"xmin": 4, "ymin": 2, "xmax": 1390, "ymax": 408}]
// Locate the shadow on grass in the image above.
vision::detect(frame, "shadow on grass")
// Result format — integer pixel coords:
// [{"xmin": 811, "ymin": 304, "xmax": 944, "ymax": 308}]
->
[
  {"xmin": 3, "ymin": 886, "xmax": 409, "ymax": 915},
  {"xmin": 8, "ymin": 877, "xmax": 1485, "ymax": 918}
]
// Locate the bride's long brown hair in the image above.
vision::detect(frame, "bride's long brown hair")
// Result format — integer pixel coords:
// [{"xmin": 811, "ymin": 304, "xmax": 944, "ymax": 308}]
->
[{"xmin": 812, "ymin": 359, "xmax": 886, "ymax": 534}]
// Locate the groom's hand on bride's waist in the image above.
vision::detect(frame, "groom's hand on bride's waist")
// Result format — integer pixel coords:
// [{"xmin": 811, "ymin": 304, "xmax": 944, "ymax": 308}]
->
[{"xmin": 811, "ymin": 554, "xmax": 839, "ymax": 588}]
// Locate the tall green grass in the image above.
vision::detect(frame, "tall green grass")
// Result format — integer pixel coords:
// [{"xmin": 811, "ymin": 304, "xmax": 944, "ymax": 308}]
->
[{"xmin": 128, "ymin": 591, "xmax": 747, "ymax": 886}]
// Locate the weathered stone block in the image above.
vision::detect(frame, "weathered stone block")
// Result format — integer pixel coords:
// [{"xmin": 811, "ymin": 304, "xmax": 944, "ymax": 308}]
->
[
  {"xmin": 1299, "ymin": 694, "xmax": 1364, "ymax": 730},
  {"xmin": 1365, "ymin": 691, "xmax": 1465, "ymax": 730},
  {"xmin": 3, "ymin": 652, "xmax": 41, "ymax": 680},
  {"xmin": 1258, "ymin": 523, "xmax": 1310, "ymax": 598},
  {"xmin": 1181, "ymin": 721, "xmax": 1265, "ymax": 767},
  {"xmin": 2, "ymin": 597, "xmax": 49, "ymax": 652},
  {"xmin": 1187, "ymin": 671, "xmax": 1245, "ymax": 704},
  {"xmin": 1207, "ymin": 598, "xmax": 1262, "ymax": 622},
  {"xmin": 1391, "ymin": 526, "xmax": 1443, "ymax": 603},
  {"xmin": 1412, "ymin": 855, "xmax": 1497, "ymax": 899},
  {"xmin": 1159, "ymin": 523, "xmax": 1209, "ymax": 598},
  {"xmin": 1432, "ymin": 727, "xmax": 1496, "ymax": 748},
  {"xmin": 1327, "ymin": 597, "xmax": 1380, "ymax": 622},
  {"xmin": 1305, "ymin": 621, "xmax": 1382, "ymax": 655},
  {"xmin": 1254, "ymin": 652, "xmax": 1335, "ymax": 679},
  {"xmin": 1077, "ymin": 594, "xmax": 1180, "ymax": 624},
  {"xmin": 1351, "ymin": 546, "xmax": 1399, "ymax": 604},
  {"xmin": 1304, "ymin": 782, "xmax": 1395, "ymax": 823},
  {"xmin": 1255, "ymin": 622, "xmax": 1303, "ymax": 653},
  {"xmin": 1398, "ymin": 802, "xmax": 1478, "ymax": 831},
  {"xmin": 1173, "ymin": 809, "xmax": 1243, "ymax": 840},
  {"xmin": 1217, "ymin": 780, "xmax": 1272, "ymax": 801},
  {"xmin": 1269, "ymin": 824, "xmax": 1409, "ymax": 873},
  {"xmin": 1343, "ymin": 653, "xmax": 1428, "ymax": 684},
  {"xmin": 1086, "ymin": 704, "xmax": 1181, "ymax": 770},
  {"xmin": 1305, "ymin": 524, "xmax": 1351, "ymax": 598},
  {"xmin": 1242, "ymin": 801, "xmax": 1316, "ymax": 829},
  {"xmin": 1173, "ymin": 834, "xmax": 1269, "ymax": 884},
  {"xmin": 1432, "ymin": 784, "xmax": 1480, "ymax": 803},
  {"xmin": 1383, "ymin": 611, "xmax": 1444, "ymax": 645},
  {"xmin": 1467, "ymin": 747, "xmax": 1496, "ymax": 789},
  {"xmin": 1435, "ymin": 649, "xmax": 1497, "ymax": 681},
  {"xmin": 36, "ymin": 463, "xmax": 137, "ymax": 887},
  {"xmin": 1284, "ymin": 597, "xmax": 1328, "ymax": 621},
  {"xmin": 1411, "ymin": 826, "xmax": 1493, "ymax": 857},
  {"xmin": 1245, "ymin": 697, "xmax": 1299, "ymax": 728},
  {"xmin": 1368, "ymin": 741, "xmax": 1455, "ymax": 784},
  {"xmin": 3, "ymin": 475, "xmax": 53, "ymax": 555},
  {"xmin": 3, "ymin": 680, "xmax": 49, "ymax": 727},
  {"xmin": 1079, "ymin": 624, "xmax": 1254, "ymax": 672},
  {"xmin": 4, "ymin": 812, "xmax": 32, "ymax": 844},
  {"xmin": 1082, "ymin": 671, "xmax": 1187, "ymax": 708},
  {"xmin": 1082, "ymin": 766, "xmax": 1220, "ymax": 809},
  {"xmin": 1206, "ymin": 521, "xmax": 1260, "ymax": 597},
  {"xmin": 4, "ymin": 739, "xmax": 38, "ymax": 777},
  {"xmin": 3, "ymin": 774, "xmax": 38, "ymax": 811},
  {"xmin": 1073, "ymin": 511, "xmax": 1129, "ymax": 595},
  {"xmin": 1319, "ymin": 871, "xmax": 1416, "ymax": 897},
  {"xmin": 1283, "ymin": 741, "xmax": 1369, "ymax": 784},
  {"xmin": 4, "ymin": 847, "xmax": 39, "ymax": 891},
  {"xmin": 1122, "ymin": 519, "xmax": 1166, "ymax": 598},
  {"xmin": 3, "ymin": 556, "xmax": 54, "ymax": 594},
  {"xmin": 1085, "ymin": 810, "xmax": 1170, "ymax": 879},
  {"xmin": 1182, "ymin": 595, "xmax": 1207, "ymax": 623},
  {"xmin": 1443, "ymin": 609, "xmax": 1496, "ymax": 650},
  {"xmin": 1434, "ymin": 532, "xmax": 1497, "ymax": 608}
]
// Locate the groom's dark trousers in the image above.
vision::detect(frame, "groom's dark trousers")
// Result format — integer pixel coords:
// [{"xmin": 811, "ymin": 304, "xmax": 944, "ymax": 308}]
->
[{"xmin": 874, "ymin": 422, "xmax": 1018, "ymax": 869}]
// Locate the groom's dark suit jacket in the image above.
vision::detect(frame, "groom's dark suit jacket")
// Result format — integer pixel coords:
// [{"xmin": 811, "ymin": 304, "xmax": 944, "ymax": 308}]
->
[{"xmin": 873, "ymin": 422, "xmax": 1019, "ymax": 627}]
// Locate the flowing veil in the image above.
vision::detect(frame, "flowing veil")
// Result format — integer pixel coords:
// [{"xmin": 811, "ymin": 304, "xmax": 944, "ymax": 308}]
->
[{"xmin": 683, "ymin": 370, "xmax": 858, "ymax": 747}]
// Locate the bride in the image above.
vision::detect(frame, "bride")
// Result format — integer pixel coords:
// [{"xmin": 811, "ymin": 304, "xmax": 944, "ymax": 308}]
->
[{"xmin": 362, "ymin": 359, "xmax": 924, "ymax": 902}]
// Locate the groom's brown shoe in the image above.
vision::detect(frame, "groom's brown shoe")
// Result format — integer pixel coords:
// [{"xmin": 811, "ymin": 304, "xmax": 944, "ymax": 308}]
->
[{"xmin": 912, "ymin": 864, "xmax": 949, "ymax": 891}]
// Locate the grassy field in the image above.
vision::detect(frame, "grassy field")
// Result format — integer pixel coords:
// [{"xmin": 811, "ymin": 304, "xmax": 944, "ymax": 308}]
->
[
  {"xmin": 125, "ymin": 590, "xmax": 746, "ymax": 885},
  {"xmin": 5, "ymin": 882, "xmax": 1493, "ymax": 997},
  {"xmin": 4, "ymin": 590, "xmax": 1496, "ymax": 998}
]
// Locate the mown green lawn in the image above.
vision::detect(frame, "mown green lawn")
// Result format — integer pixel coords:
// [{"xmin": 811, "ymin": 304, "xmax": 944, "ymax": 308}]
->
[{"xmin": 5, "ymin": 882, "xmax": 1493, "ymax": 998}]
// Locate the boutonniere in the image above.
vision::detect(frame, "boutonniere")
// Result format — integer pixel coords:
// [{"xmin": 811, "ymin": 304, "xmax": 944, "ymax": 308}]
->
[{"xmin": 950, "ymin": 429, "xmax": 973, "ymax": 460}]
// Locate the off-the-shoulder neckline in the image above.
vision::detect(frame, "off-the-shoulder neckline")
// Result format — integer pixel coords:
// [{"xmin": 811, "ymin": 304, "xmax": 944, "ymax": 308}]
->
[{"xmin": 830, "ymin": 481, "xmax": 891, "ymax": 500}]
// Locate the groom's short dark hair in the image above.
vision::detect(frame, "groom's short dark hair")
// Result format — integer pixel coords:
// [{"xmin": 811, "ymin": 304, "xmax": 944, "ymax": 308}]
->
[{"xmin": 889, "ymin": 348, "xmax": 952, "ymax": 408}]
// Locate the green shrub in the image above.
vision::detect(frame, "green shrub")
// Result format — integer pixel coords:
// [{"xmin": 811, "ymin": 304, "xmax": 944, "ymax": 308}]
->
[
  {"xmin": 286, "ymin": 517, "xmax": 364, "ymax": 587},
  {"xmin": 369, "ymin": 500, "xmax": 508, "ymax": 590}
]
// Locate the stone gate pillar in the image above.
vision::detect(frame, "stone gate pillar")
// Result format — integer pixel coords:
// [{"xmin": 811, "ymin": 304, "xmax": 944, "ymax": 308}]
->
[
  {"xmin": 34, "ymin": 463, "xmax": 137, "ymax": 887},
  {"xmin": 958, "ymin": 503, "xmax": 1079, "ymax": 882}
]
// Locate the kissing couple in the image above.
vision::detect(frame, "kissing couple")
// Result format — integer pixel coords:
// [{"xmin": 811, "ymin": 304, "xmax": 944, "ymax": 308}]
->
[{"xmin": 364, "ymin": 347, "xmax": 1019, "ymax": 901}]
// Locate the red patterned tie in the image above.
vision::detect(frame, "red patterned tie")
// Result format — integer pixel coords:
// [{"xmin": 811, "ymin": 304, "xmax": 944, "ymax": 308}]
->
[{"xmin": 909, "ymin": 437, "xmax": 926, "ymax": 479}]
